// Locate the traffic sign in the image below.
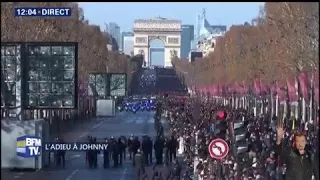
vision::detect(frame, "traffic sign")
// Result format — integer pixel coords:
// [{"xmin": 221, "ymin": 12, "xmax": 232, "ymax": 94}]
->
[{"xmin": 208, "ymin": 138, "xmax": 229, "ymax": 159}]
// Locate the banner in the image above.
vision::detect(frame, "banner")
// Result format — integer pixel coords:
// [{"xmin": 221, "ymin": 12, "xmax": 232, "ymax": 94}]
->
[{"xmin": 286, "ymin": 77, "xmax": 298, "ymax": 102}]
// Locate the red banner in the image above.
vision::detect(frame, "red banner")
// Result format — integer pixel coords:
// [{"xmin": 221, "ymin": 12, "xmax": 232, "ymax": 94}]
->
[
  {"xmin": 286, "ymin": 77, "xmax": 298, "ymax": 102},
  {"xmin": 276, "ymin": 81, "xmax": 286, "ymax": 101},
  {"xmin": 254, "ymin": 78, "xmax": 261, "ymax": 96}
]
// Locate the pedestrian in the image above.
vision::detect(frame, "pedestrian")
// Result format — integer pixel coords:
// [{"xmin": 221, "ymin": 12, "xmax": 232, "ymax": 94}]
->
[
  {"xmin": 169, "ymin": 135, "xmax": 178, "ymax": 163},
  {"xmin": 154, "ymin": 136, "xmax": 164, "ymax": 165},
  {"xmin": 103, "ymin": 138, "xmax": 110, "ymax": 169},
  {"xmin": 118, "ymin": 137, "xmax": 124, "ymax": 166},
  {"xmin": 132, "ymin": 136, "xmax": 141, "ymax": 166},
  {"xmin": 135, "ymin": 149, "xmax": 146, "ymax": 180},
  {"xmin": 163, "ymin": 137, "xmax": 169, "ymax": 165},
  {"xmin": 128, "ymin": 134, "xmax": 134, "ymax": 160},
  {"xmin": 87, "ymin": 139, "xmax": 95, "ymax": 168},
  {"xmin": 142, "ymin": 135, "xmax": 149, "ymax": 165},
  {"xmin": 121, "ymin": 136, "xmax": 127, "ymax": 161},
  {"xmin": 93, "ymin": 137, "xmax": 99, "ymax": 168},
  {"xmin": 146, "ymin": 136, "xmax": 153, "ymax": 165},
  {"xmin": 276, "ymin": 121, "xmax": 319, "ymax": 180},
  {"xmin": 112, "ymin": 137, "xmax": 119, "ymax": 168},
  {"xmin": 56, "ymin": 137, "xmax": 66, "ymax": 168}
]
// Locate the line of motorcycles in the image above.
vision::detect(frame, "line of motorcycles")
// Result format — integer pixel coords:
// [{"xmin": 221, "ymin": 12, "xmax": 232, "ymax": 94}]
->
[{"xmin": 117, "ymin": 99, "xmax": 157, "ymax": 113}]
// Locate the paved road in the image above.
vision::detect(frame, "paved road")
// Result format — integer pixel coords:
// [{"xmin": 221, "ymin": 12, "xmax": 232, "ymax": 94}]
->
[{"xmin": 2, "ymin": 111, "xmax": 170, "ymax": 180}]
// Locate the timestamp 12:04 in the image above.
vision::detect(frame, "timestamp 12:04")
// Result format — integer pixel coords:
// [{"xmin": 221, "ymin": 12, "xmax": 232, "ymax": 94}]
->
[{"xmin": 15, "ymin": 8, "xmax": 37, "ymax": 16}]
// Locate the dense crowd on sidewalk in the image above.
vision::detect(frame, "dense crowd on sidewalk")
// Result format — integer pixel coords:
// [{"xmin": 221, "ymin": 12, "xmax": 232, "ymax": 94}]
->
[{"xmin": 159, "ymin": 94, "xmax": 319, "ymax": 180}]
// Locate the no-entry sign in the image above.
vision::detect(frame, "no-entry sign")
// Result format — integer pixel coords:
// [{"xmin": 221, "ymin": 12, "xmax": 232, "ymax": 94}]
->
[{"xmin": 208, "ymin": 138, "xmax": 229, "ymax": 159}]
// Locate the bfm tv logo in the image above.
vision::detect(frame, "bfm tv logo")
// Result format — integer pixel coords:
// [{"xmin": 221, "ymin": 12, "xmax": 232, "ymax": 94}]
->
[{"xmin": 16, "ymin": 136, "xmax": 41, "ymax": 158}]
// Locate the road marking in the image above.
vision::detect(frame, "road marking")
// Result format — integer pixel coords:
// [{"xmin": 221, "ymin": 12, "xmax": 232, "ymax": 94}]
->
[
  {"xmin": 92, "ymin": 120, "xmax": 106, "ymax": 129},
  {"xmin": 69, "ymin": 154, "xmax": 81, "ymax": 160},
  {"xmin": 14, "ymin": 175, "xmax": 20, "ymax": 179},
  {"xmin": 120, "ymin": 168, "xmax": 127, "ymax": 180},
  {"xmin": 65, "ymin": 169, "xmax": 78, "ymax": 180},
  {"xmin": 77, "ymin": 120, "xmax": 106, "ymax": 140},
  {"xmin": 125, "ymin": 119, "xmax": 134, "ymax": 123}
]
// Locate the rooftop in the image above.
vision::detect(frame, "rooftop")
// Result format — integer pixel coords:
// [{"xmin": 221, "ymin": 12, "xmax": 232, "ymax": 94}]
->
[{"xmin": 134, "ymin": 16, "xmax": 181, "ymax": 23}]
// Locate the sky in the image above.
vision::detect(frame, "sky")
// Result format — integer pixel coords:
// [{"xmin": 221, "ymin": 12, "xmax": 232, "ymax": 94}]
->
[{"xmin": 78, "ymin": 2, "xmax": 265, "ymax": 32}]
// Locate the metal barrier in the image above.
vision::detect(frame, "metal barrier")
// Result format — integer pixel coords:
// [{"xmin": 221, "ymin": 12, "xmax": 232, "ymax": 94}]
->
[{"xmin": 1, "ymin": 96, "xmax": 97, "ymax": 140}]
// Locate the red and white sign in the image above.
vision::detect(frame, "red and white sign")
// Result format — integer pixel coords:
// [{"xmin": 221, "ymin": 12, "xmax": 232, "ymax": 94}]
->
[{"xmin": 208, "ymin": 138, "xmax": 229, "ymax": 160}]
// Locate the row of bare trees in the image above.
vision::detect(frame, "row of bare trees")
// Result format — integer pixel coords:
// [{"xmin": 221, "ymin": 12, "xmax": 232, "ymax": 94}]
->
[
  {"xmin": 173, "ymin": 2, "xmax": 319, "ymax": 122},
  {"xmin": 1, "ymin": 2, "xmax": 138, "ymax": 91}
]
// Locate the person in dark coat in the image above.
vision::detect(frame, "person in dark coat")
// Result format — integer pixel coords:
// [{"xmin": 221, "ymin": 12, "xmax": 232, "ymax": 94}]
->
[
  {"xmin": 56, "ymin": 137, "xmax": 66, "ymax": 168},
  {"xmin": 112, "ymin": 138, "xmax": 119, "ymax": 168},
  {"xmin": 141, "ymin": 136, "xmax": 149, "ymax": 165},
  {"xmin": 132, "ymin": 136, "xmax": 141, "ymax": 165},
  {"xmin": 164, "ymin": 137, "xmax": 169, "ymax": 165},
  {"xmin": 93, "ymin": 137, "xmax": 99, "ymax": 168},
  {"xmin": 146, "ymin": 136, "xmax": 153, "ymax": 165},
  {"xmin": 169, "ymin": 135, "xmax": 178, "ymax": 163},
  {"xmin": 120, "ymin": 136, "xmax": 127, "ymax": 160},
  {"xmin": 276, "ymin": 122, "xmax": 319, "ymax": 180},
  {"xmin": 87, "ymin": 139, "xmax": 95, "ymax": 168},
  {"xmin": 154, "ymin": 136, "xmax": 164, "ymax": 165},
  {"xmin": 134, "ymin": 149, "xmax": 146, "ymax": 179},
  {"xmin": 103, "ymin": 138, "xmax": 110, "ymax": 169},
  {"xmin": 117, "ymin": 137, "xmax": 125, "ymax": 166},
  {"xmin": 128, "ymin": 135, "xmax": 134, "ymax": 160}
]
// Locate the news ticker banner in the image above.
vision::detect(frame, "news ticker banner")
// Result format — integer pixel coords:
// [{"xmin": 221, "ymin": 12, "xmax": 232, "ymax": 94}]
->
[
  {"xmin": 15, "ymin": 8, "xmax": 71, "ymax": 17},
  {"xmin": 16, "ymin": 135, "xmax": 109, "ymax": 158}
]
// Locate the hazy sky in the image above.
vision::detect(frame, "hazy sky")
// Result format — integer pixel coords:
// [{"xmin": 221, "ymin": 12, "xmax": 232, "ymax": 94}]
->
[{"xmin": 78, "ymin": 2, "xmax": 264, "ymax": 32}]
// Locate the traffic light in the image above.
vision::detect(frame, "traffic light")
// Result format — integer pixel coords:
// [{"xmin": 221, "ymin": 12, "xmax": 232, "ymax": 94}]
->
[
  {"xmin": 213, "ymin": 111, "xmax": 228, "ymax": 139},
  {"xmin": 232, "ymin": 116, "xmax": 249, "ymax": 155}
]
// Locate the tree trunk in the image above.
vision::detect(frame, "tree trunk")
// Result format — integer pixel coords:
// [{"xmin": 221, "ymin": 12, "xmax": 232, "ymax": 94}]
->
[
  {"xmin": 309, "ymin": 72, "xmax": 314, "ymax": 123},
  {"xmin": 275, "ymin": 94, "xmax": 279, "ymax": 117},
  {"xmin": 295, "ymin": 77, "xmax": 300, "ymax": 121},
  {"xmin": 270, "ymin": 92, "xmax": 275, "ymax": 118}
]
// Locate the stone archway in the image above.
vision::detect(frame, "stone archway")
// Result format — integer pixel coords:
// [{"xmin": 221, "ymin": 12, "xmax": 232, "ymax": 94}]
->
[
  {"xmin": 149, "ymin": 38, "xmax": 165, "ymax": 67},
  {"xmin": 133, "ymin": 18, "xmax": 182, "ymax": 68}
]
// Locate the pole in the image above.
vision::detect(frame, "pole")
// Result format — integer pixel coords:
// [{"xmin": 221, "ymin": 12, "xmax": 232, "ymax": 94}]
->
[{"xmin": 215, "ymin": 159, "xmax": 224, "ymax": 180}]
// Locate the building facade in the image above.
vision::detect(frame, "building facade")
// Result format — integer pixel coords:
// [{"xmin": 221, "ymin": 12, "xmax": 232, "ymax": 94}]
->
[
  {"xmin": 133, "ymin": 17, "xmax": 182, "ymax": 68},
  {"xmin": 122, "ymin": 32, "xmax": 134, "ymax": 55},
  {"xmin": 180, "ymin": 25, "xmax": 194, "ymax": 59},
  {"xmin": 190, "ymin": 9, "xmax": 227, "ymax": 60},
  {"xmin": 105, "ymin": 22, "xmax": 121, "ymax": 49}
]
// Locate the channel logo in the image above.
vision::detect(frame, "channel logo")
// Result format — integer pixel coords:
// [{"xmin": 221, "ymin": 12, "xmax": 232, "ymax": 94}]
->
[{"xmin": 16, "ymin": 136, "xmax": 41, "ymax": 158}]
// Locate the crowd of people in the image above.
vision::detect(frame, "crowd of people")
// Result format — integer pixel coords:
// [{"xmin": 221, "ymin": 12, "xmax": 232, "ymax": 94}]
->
[
  {"xmin": 53, "ymin": 93, "xmax": 319, "ymax": 180},
  {"xmin": 160, "ymin": 94, "xmax": 319, "ymax": 180},
  {"xmin": 79, "ymin": 109, "xmax": 184, "ymax": 180}
]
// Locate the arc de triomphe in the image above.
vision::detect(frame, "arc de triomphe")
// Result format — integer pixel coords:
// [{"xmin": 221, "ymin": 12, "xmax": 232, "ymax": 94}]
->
[{"xmin": 133, "ymin": 17, "xmax": 181, "ymax": 67}]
